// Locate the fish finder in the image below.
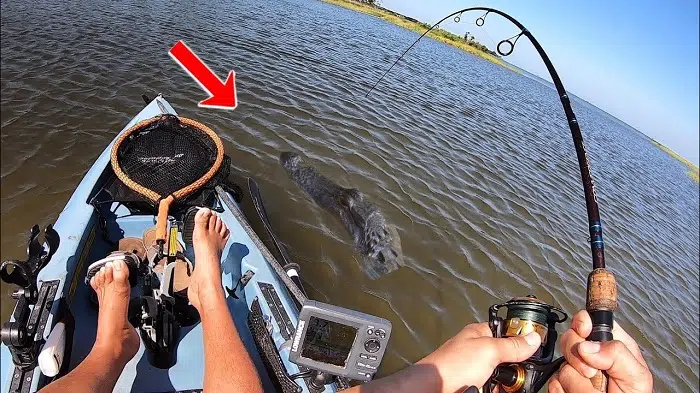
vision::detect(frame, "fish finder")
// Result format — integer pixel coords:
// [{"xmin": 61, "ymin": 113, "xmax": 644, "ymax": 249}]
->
[{"xmin": 289, "ymin": 300, "xmax": 391, "ymax": 382}]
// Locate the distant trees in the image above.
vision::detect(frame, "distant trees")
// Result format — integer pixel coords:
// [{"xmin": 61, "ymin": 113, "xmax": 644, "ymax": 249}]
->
[
  {"xmin": 349, "ymin": 0, "xmax": 500, "ymax": 58},
  {"xmin": 461, "ymin": 31, "xmax": 497, "ymax": 56}
]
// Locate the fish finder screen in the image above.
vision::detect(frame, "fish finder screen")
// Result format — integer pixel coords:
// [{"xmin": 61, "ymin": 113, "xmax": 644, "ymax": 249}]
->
[{"xmin": 301, "ymin": 316, "xmax": 358, "ymax": 367}]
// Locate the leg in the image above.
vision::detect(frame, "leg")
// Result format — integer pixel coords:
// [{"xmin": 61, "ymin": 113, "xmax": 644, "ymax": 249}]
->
[
  {"xmin": 41, "ymin": 260, "xmax": 139, "ymax": 392},
  {"xmin": 188, "ymin": 208, "xmax": 263, "ymax": 393}
]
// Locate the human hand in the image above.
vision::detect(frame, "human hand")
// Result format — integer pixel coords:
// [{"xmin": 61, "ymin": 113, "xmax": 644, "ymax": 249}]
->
[
  {"xmin": 548, "ymin": 311, "xmax": 653, "ymax": 393},
  {"xmin": 417, "ymin": 322, "xmax": 541, "ymax": 393}
]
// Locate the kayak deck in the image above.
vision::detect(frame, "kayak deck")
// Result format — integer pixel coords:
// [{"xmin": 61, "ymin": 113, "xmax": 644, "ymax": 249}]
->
[
  {"xmin": 66, "ymin": 201, "xmax": 268, "ymax": 392},
  {"xmin": 1, "ymin": 97, "xmax": 334, "ymax": 393}
]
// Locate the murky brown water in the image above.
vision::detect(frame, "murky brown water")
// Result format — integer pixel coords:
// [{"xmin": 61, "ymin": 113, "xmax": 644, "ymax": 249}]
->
[{"xmin": 2, "ymin": 0, "xmax": 698, "ymax": 391}]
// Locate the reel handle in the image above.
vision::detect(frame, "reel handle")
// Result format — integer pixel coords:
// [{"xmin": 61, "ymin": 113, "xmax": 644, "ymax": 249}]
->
[
  {"xmin": 486, "ymin": 296, "xmax": 568, "ymax": 393},
  {"xmin": 586, "ymin": 268, "xmax": 617, "ymax": 392}
]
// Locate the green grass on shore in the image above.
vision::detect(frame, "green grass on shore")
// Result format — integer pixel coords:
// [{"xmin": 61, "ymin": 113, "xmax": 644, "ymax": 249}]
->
[
  {"xmin": 651, "ymin": 139, "xmax": 699, "ymax": 183},
  {"xmin": 322, "ymin": 0, "xmax": 518, "ymax": 72},
  {"xmin": 324, "ymin": 0, "xmax": 700, "ymax": 186}
]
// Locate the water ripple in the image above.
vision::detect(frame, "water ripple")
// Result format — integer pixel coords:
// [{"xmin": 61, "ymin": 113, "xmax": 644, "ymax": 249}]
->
[{"xmin": 1, "ymin": 0, "xmax": 698, "ymax": 391}]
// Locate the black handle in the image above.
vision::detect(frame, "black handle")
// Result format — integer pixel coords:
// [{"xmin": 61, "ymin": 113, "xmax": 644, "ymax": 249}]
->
[{"xmin": 588, "ymin": 310, "xmax": 614, "ymax": 342}]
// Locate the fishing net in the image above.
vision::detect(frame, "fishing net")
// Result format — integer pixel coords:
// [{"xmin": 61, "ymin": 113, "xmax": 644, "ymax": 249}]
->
[
  {"xmin": 112, "ymin": 115, "xmax": 222, "ymax": 198},
  {"xmin": 110, "ymin": 114, "xmax": 224, "ymax": 246},
  {"xmin": 104, "ymin": 154, "xmax": 240, "ymax": 210}
]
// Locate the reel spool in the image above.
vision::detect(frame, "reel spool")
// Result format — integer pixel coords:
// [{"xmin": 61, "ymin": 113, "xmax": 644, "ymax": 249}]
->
[{"xmin": 486, "ymin": 295, "xmax": 567, "ymax": 393}]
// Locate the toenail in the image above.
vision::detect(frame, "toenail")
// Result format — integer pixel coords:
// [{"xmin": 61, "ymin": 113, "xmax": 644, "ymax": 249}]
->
[
  {"xmin": 114, "ymin": 260, "xmax": 123, "ymax": 271},
  {"xmin": 106, "ymin": 262, "xmax": 113, "ymax": 269}
]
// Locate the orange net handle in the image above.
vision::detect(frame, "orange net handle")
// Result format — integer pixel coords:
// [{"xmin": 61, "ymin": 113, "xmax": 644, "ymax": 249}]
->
[
  {"xmin": 110, "ymin": 115, "xmax": 226, "ymax": 244},
  {"xmin": 155, "ymin": 195, "xmax": 175, "ymax": 244}
]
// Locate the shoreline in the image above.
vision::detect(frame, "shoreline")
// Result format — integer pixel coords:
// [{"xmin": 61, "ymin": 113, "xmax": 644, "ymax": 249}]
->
[
  {"xmin": 321, "ymin": 0, "xmax": 518, "ymax": 72},
  {"xmin": 322, "ymin": 0, "xmax": 699, "ymax": 185},
  {"xmin": 651, "ymin": 139, "xmax": 699, "ymax": 183}
]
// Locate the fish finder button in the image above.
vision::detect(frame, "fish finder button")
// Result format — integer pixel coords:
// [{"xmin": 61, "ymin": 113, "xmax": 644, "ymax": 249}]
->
[
  {"xmin": 375, "ymin": 329, "xmax": 386, "ymax": 339},
  {"xmin": 364, "ymin": 338, "xmax": 381, "ymax": 353}
]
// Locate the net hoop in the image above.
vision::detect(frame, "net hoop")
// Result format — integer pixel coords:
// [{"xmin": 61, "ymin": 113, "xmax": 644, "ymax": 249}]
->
[
  {"xmin": 110, "ymin": 115, "xmax": 225, "ymax": 203},
  {"xmin": 110, "ymin": 115, "xmax": 225, "ymax": 244}
]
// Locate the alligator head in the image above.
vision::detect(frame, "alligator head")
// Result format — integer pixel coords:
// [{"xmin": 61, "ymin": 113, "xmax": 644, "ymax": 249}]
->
[{"xmin": 338, "ymin": 188, "xmax": 403, "ymax": 278}]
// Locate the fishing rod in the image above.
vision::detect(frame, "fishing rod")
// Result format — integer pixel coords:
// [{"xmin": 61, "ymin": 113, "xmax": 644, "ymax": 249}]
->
[{"xmin": 367, "ymin": 7, "xmax": 617, "ymax": 392}]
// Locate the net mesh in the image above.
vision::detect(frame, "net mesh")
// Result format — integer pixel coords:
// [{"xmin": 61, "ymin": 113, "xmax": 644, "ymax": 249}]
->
[
  {"xmin": 104, "ymin": 154, "xmax": 241, "ymax": 212},
  {"xmin": 113, "ymin": 115, "xmax": 220, "ymax": 200}
]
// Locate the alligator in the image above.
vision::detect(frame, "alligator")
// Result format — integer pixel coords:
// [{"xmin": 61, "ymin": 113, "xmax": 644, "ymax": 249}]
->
[{"xmin": 280, "ymin": 152, "xmax": 404, "ymax": 279}]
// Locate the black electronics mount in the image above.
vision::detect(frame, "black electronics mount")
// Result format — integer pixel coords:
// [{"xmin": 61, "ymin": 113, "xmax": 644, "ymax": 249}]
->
[{"xmin": 1, "ymin": 225, "xmax": 61, "ymax": 393}]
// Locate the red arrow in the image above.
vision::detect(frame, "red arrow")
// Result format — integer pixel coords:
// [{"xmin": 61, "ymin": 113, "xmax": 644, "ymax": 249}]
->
[{"xmin": 169, "ymin": 40, "xmax": 237, "ymax": 110}]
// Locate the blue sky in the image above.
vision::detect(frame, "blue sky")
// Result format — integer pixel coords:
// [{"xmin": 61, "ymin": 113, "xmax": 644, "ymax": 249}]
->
[{"xmin": 380, "ymin": 0, "xmax": 700, "ymax": 165}]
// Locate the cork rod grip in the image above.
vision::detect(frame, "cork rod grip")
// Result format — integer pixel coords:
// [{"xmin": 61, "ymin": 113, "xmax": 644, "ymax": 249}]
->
[
  {"xmin": 586, "ymin": 268, "xmax": 617, "ymax": 392},
  {"xmin": 590, "ymin": 371, "xmax": 608, "ymax": 391},
  {"xmin": 156, "ymin": 195, "xmax": 175, "ymax": 243}
]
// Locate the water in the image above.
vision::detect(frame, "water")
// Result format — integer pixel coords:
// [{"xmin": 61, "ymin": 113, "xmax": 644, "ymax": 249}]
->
[{"xmin": 1, "ymin": 1, "xmax": 698, "ymax": 391}]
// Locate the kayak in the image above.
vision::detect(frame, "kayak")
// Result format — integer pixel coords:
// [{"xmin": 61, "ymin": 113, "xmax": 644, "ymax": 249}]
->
[{"xmin": 0, "ymin": 95, "xmax": 352, "ymax": 393}]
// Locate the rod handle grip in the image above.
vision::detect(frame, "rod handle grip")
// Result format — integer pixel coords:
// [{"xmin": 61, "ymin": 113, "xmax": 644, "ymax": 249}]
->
[
  {"xmin": 590, "ymin": 371, "xmax": 608, "ymax": 391},
  {"xmin": 586, "ymin": 268, "xmax": 617, "ymax": 392}
]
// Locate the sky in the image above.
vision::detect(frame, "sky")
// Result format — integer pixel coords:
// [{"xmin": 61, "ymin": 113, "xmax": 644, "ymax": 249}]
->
[{"xmin": 379, "ymin": 0, "xmax": 700, "ymax": 165}]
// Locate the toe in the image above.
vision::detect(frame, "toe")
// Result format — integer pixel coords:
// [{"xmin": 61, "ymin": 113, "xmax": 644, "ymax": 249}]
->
[
  {"xmin": 195, "ymin": 208, "xmax": 212, "ymax": 228},
  {"xmin": 214, "ymin": 216, "xmax": 223, "ymax": 233},
  {"xmin": 103, "ymin": 263, "xmax": 114, "ymax": 284},
  {"xmin": 90, "ymin": 276, "xmax": 97, "ymax": 291},
  {"xmin": 112, "ymin": 259, "xmax": 130, "ymax": 284},
  {"xmin": 95, "ymin": 267, "xmax": 106, "ymax": 288},
  {"xmin": 208, "ymin": 212, "xmax": 218, "ymax": 231},
  {"xmin": 219, "ymin": 222, "xmax": 228, "ymax": 237}
]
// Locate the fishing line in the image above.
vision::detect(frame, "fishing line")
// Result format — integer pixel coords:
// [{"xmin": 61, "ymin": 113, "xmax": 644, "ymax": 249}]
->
[
  {"xmin": 366, "ymin": 6, "xmax": 607, "ymax": 270},
  {"xmin": 471, "ymin": 22, "xmax": 500, "ymax": 51},
  {"xmin": 365, "ymin": 8, "xmax": 617, "ymax": 391}
]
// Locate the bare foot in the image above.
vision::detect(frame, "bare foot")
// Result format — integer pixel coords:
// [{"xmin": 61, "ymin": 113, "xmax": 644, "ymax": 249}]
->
[
  {"xmin": 89, "ymin": 260, "xmax": 139, "ymax": 364},
  {"xmin": 188, "ymin": 208, "xmax": 230, "ymax": 311}
]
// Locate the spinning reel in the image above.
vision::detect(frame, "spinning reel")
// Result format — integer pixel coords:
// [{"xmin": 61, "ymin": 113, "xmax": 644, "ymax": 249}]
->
[{"xmin": 486, "ymin": 296, "xmax": 567, "ymax": 393}]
